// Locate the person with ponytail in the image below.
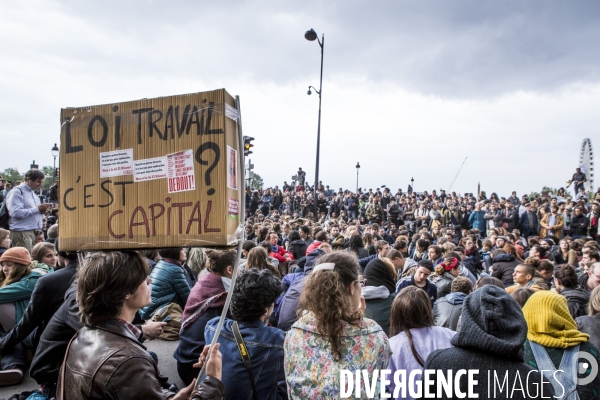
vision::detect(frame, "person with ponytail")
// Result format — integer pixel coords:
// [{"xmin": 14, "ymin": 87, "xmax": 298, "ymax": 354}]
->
[
  {"xmin": 430, "ymin": 253, "xmax": 461, "ymax": 298},
  {"xmin": 284, "ymin": 252, "xmax": 390, "ymax": 398},
  {"xmin": 175, "ymin": 249, "xmax": 236, "ymax": 385},
  {"xmin": 387, "ymin": 286, "xmax": 455, "ymax": 400}
]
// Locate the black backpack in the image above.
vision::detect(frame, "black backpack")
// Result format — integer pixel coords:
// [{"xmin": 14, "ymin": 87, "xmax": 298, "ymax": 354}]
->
[{"xmin": 0, "ymin": 187, "xmax": 23, "ymax": 230}]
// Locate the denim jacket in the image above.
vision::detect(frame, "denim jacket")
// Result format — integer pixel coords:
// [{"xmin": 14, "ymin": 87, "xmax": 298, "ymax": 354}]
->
[{"xmin": 205, "ymin": 317, "xmax": 287, "ymax": 400}]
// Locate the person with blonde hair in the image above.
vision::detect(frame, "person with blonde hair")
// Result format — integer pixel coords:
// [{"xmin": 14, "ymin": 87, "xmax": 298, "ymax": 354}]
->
[
  {"xmin": 284, "ymin": 252, "xmax": 390, "ymax": 398},
  {"xmin": 523, "ymin": 290, "xmax": 599, "ymax": 398},
  {"xmin": 441, "ymin": 241, "xmax": 455, "ymax": 255}
]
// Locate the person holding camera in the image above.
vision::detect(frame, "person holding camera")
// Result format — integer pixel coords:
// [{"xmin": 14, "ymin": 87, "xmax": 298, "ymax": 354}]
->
[{"xmin": 5, "ymin": 170, "xmax": 52, "ymax": 253}]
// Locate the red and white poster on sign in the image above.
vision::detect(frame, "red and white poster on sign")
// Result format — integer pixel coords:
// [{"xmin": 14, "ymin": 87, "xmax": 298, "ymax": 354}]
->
[{"xmin": 167, "ymin": 149, "xmax": 196, "ymax": 193}]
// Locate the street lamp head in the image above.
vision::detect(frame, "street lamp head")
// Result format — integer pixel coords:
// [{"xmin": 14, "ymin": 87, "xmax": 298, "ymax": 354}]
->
[
  {"xmin": 356, "ymin": 162, "xmax": 360, "ymax": 169},
  {"xmin": 51, "ymin": 143, "xmax": 59, "ymax": 157},
  {"xmin": 305, "ymin": 29, "xmax": 318, "ymax": 41},
  {"xmin": 307, "ymin": 87, "xmax": 312, "ymax": 95},
  {"xmin": 411, "ymin": 177, "xmax": 414, "ymax": 183}
]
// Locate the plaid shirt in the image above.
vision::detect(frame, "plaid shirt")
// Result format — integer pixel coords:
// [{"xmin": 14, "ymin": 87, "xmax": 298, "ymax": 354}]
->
[{"xmin": 115, "ymin": 318, "xmax": 142, "ymax": 339}]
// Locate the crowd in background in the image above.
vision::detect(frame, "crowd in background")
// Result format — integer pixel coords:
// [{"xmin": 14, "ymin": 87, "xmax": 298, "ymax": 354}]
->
[{"xmin": 0, "ymin": 168, "xmax": 599, "ymax": 399}]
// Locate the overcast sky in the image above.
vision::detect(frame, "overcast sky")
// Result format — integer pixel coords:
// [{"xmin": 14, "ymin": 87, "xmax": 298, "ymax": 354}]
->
[{"xmin": 1, "ymin": 0, "xmax": 598, "ymax": 196}]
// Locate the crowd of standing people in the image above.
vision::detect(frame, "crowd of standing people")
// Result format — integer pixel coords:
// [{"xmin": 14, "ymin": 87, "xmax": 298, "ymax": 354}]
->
[{"xmin": 0, "ymin": 167, "xmax": 599, "ymax": 399}]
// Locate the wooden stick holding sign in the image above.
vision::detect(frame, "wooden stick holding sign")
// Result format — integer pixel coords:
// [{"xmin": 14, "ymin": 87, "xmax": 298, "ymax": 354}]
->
[{"xmin": 194, "ymin": 95, "xmax": 245, "ymax": 390}]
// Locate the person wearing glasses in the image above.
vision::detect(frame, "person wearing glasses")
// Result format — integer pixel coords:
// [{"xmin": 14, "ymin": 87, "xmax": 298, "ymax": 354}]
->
[{"xmin": 284, "ymin": 252, "xmax": 390, "ymax": 399}]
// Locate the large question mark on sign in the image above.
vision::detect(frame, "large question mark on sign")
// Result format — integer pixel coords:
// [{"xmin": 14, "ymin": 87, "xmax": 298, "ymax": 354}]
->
[{"xmin": 195, "ymin": 142, "xmax": 221, "ymax": 195}]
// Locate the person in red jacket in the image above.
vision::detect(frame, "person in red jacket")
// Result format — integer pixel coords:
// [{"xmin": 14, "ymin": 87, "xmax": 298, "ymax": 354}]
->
[
  {"xmin": 305, "ymin": 231, "xmax": 329, "ymax": 255},
  {"xmin": 268, "ymin": 233, "xmax": 293, "ymax": 264}
]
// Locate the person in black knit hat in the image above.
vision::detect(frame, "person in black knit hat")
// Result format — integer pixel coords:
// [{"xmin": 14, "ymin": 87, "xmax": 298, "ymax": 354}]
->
[{"xmin": 424, "ymin": 285, "xmax": 555, "ymax": 399}]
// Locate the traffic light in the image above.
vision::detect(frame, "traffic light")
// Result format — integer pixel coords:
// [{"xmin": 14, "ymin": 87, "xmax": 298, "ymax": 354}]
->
[{"xmin": 243, "ymin": 136, "xmax": 254, "ymax": 156}]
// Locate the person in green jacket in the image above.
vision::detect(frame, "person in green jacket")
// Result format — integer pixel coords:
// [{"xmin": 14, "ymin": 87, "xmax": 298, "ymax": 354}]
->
[{"xmin": 0, "ymin": 246, "xmax": 51, "ymax": 385}]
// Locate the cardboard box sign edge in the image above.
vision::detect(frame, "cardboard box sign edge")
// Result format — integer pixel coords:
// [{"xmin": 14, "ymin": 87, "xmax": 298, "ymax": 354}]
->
[{"xmin": 59, "ymin": 88, "xmax": 241, "ymax": 251}]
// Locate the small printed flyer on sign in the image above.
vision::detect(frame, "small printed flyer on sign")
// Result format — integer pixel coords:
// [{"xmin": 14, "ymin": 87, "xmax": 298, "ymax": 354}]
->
[
  {"xmin": 100, "ymin": 149, "xmax": 134, "ymax": 178},
  {"xmin": 167, "ymin": 149, "xmax": 196, "ymax": 193},
  {"xmin": 133, "ymin": 156, "xmax": 168, "ymax": 182},
  {"xmin": 227, "ymin": 146, "xmax": 238, "ymax": 190}
]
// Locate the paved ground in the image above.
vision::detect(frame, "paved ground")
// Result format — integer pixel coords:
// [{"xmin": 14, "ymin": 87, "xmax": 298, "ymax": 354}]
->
[{"xmin": 0, "ymin": 339, "xmax": 184, "ymax": 399}]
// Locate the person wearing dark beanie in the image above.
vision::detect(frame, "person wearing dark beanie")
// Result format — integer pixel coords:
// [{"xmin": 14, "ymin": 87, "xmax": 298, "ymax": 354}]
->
[
  {"xmin": 364, "ymin": 258, "xmax": 396, "ymax": 293},
  {"xmin": 425, "ymin": 285, "xmax": 555, "ymax": 399},
  {"xmin": 363, "ymin": 258, "xmax": 397, "ymax": 335}
]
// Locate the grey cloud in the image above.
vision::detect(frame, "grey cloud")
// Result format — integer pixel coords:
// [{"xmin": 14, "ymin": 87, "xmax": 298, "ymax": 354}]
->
[{"xmin": 6, "ymin": 1, "xmax": 599, "ymax": 99}]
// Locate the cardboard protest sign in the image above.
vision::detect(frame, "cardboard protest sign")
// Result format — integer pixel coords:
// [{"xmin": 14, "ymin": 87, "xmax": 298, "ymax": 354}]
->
[{"xmin": 59, "ymin": 88, "xmax": 242, "ymax": 251}]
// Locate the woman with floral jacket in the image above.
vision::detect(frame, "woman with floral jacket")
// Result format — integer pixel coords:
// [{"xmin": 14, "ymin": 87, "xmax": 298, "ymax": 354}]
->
[{"xmin": 284, "ymin": 252, "xmax": 390, "ymax": 399}]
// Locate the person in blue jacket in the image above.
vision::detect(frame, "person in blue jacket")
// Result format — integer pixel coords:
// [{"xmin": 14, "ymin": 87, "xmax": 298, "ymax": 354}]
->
[
  {"xmin": 205, "ymin": 268, "xmax": 287, "ymax": 400},
  {"xmin": 468, "ymin": 202, "xmax": 486, "ymax": 234},
  {"xmin": 140, "ymin": 247, "xmax": 191, "ymax": 320}
]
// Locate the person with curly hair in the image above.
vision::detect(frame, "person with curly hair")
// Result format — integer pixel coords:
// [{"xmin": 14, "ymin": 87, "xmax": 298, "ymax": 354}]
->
[
  {"xmin": 204, "ymin": 268, "xmax": 286, "ymax": 400},
  {"xmin": 284, "ymin": 252, "xmax": 390, "ymax": 398}
]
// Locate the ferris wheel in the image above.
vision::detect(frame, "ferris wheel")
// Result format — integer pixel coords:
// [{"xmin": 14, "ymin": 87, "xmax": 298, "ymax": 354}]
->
[{"xmin": 579, "ymin": 138, "xmax": 594, "ymax": 192}]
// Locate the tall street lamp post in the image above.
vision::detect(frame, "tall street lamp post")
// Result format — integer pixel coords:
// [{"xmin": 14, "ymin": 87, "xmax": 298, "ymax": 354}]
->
[{"xmin": 305, "ymin": 28, "xmax": 324, "ymax": 220}]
